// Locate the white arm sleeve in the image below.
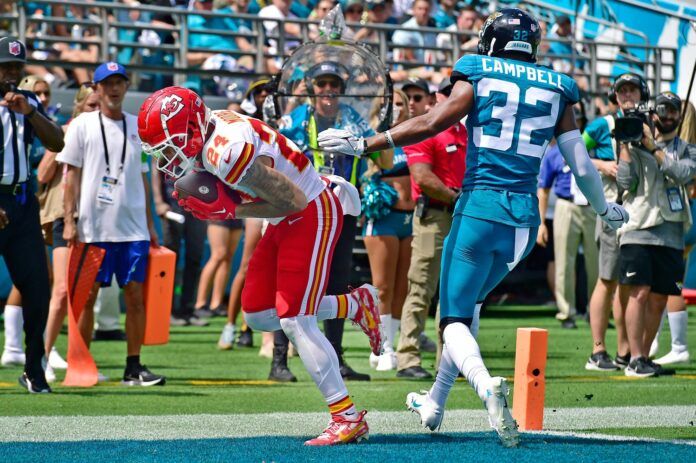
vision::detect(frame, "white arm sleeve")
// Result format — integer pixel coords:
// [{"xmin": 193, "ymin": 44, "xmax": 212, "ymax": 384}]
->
[{"xmin": 557, "ymin": 129, "xmax": 608, "ymax": 215}]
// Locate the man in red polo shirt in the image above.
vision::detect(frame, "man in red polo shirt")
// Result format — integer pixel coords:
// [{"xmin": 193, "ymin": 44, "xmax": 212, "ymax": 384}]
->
[{"xmin": 395, "ymin": 78, "xmax": 467, "ymax": 379}]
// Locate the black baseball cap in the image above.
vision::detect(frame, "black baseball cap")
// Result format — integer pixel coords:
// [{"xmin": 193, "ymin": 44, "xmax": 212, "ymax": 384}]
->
[
  {"xmin": 437, "ymin": 77, "xmax": 452, "ymax": 96},
  {"xmin": 656, "ymin": 91, "xmax": 681, "ymax": 112},
  {"xmin": 400, "ymin": 77, "xmax": 431, "ymax": 94},
  {"xmin": 0, "ymin": 37, "xmax": 26, "ymax": 64},
  {"xmin": 308, "ymin": 62, "xmax": 346, "ymax": 81},
  {"xmin": 613, "ymin": 73, "xmax": 642, "ymax": 92}
]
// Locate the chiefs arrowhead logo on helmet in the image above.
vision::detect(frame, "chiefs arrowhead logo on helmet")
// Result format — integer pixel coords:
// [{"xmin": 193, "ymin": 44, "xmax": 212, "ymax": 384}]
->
[{"xmin": 160, "ymin": 94, "xmax": 185, "ymax": 121}]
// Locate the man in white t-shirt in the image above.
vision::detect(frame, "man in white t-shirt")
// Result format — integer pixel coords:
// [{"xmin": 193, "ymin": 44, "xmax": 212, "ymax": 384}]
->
[
  {"xmin": 58, "ymin": 62, "xmax": 165, "ymax": 387},
  {"xmin": 259, "ymin": 0, "xmax": 301, "ymax": 72}
]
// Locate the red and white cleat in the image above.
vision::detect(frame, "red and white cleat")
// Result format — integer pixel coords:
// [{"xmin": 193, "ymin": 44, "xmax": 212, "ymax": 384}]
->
[
  {"xmin": 304, "ymin": 410, "xmax": 369, "ymax": 446},
  {"xmin": 350, "ymin": 284, "xmax": 383, "ymax": 356}
]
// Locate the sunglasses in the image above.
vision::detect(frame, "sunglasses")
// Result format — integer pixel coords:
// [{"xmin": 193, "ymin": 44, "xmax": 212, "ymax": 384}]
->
[
  {"xmin": 407, "ymin": 94, "xmax": 424, "ymax": 103},
  {"xmin": 315, "ymin": 79, "xmax": 341, "ymax": 89}
]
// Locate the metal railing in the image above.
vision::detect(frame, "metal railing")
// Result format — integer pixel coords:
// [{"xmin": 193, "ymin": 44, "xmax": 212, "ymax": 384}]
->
[{"xmin": 3, "ymin": 0, "xmax": 678, "ymax": 107}]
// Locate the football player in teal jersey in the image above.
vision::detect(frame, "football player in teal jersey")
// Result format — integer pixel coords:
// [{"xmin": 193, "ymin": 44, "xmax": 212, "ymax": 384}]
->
[{"xmin": 318, "ymin": 8, "xmax": 629, "ymax": 446}]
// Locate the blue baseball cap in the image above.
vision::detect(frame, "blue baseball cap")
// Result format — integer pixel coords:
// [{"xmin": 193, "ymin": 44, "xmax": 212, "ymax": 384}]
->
[{"xmin": 93, "ymin": 61, "xmax": 128, "ymax": 83}]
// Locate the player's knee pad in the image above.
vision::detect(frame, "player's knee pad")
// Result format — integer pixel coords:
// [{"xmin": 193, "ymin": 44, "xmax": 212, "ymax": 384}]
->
[
  {"xmin": 244, "ymin": 309, "xmax": 282, "ymax": 332},
  {"xmin": 279, "ymin": 315, "xmax": 317, "ymax": 344}
]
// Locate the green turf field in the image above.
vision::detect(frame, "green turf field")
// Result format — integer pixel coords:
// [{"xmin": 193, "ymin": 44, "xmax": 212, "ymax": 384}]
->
[{"xmin": 1, "ymin": 304, "xmax": 695, "ymax": 445}]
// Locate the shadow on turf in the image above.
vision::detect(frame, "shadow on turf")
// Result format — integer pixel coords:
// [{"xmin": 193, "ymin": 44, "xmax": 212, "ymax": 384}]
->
[{"xmin": 2, "ymin": 432, "xmax": 694, "ymax": 463}]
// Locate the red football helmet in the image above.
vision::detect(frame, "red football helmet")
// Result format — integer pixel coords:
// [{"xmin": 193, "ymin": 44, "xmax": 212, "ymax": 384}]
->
[{"xmin": 138, "ymin": 86, "xmax": 210, "ymax": 178}]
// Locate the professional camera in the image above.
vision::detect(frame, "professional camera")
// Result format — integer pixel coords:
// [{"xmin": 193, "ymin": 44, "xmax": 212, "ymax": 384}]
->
[
  {"xmin": 0, "ymin": 81, "xmax": 17, "ymax": 98},
  {"xmin": 613, "ymin": 105, "xmax": 653, "ymax": 143}
]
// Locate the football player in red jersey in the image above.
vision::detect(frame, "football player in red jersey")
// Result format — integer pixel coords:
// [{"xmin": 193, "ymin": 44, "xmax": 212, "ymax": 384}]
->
[{"xmin": 138, "ymin": 86, "xmax": 383, "ymax": 446}]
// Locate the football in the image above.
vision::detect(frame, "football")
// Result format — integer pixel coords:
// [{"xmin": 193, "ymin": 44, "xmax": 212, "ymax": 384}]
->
[{"xmin": 174, "ymin": 170, "xmax": 241, "ymax": 204}]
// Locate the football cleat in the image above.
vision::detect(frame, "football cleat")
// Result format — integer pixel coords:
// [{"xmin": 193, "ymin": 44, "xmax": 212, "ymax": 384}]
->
[
  {"xmin": 304, "ymin": 410, "xmax": 369, "ymax": 446},
  {"xmin": 376, "ymin": 351, "xmax": 397, "ymax": 371},
  {"xmin": 48, "ymin": 347, "xmax": 68, "ymax": 370},
  {"xmin": 350, "ymin": 284, "xmax": 383, "ymax": 356},
  {"xmin": 484, "ymin": 377, "xmax": 520, "ymax": 447},
  {"xmin": 406, "ymin": 390, "xmax": 443, "ymax": 431}
]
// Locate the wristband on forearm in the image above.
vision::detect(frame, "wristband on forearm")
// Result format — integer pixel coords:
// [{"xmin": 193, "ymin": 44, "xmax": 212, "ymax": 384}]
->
[{"xmin": 384, "ymin": 130, "xmax": 396, "ymax": 149}]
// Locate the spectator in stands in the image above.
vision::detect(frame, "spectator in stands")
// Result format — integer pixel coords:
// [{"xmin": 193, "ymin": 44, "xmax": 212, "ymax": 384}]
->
[
  {"xmin": 309, "ymin": 0, "xmax": 339, "ymax": 40},
  {"xmin": 392, "ymin": 0, "xmax": 437, "ymax": 65},
  {"xmin": 353, "ymin": 0, "xmax": 398, "ymax": 44},
  {"xmin": 436, "ymin": 5, "xmax": 480, "ymax": 60},
  {"xmin": 52, "ymin": 3, "xmax": 100, "ymax": 85},
  {"xmin": 616, "ymin": 91, "xmax": 696, "ymax": 377},
  {"xmin": 59, "ymin": 62, "xmax": 165, "ymax": 386},
  {"xmin": 547, "ymin": 14, "xmax": 585, "ymax": 78},
  {"xmin": 363, "ymin": 88, "xmax": 413, "ymax": 371},
  {"xmin": 40, "ymin": 83, "xmax": 101, "ymax": 382},
  {"xmin": 431, "ymin": 0, "xmax": 457, "ymax": 28},
  {"xmin": 259, "ymin": 0, "xmax": 302, "ymax": 73},
  {"xmin": 537, "ymin": 102, "xmax": 598, "ymax": 330},
  {"xmin": 396, "ymin": 78, "xmax": 466, "ymax": 379}
]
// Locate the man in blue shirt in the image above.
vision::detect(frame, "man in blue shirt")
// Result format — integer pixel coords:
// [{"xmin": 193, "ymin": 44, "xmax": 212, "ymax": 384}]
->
[
  {"xmin": 318, "ymin": 8, "xmax": 628, "ymax": 446},
  {"xmin": 537, "ymin": 104, "xmax": 598, "ymax": 331}
]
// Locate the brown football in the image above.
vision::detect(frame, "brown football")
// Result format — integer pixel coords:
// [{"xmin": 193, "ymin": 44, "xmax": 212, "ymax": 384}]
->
[{"xmin": 174, "ymin": 170, "xmax": 241, "ymax": 204}]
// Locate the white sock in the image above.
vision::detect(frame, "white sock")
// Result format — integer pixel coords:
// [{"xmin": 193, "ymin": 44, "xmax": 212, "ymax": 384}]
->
[
  {"xmin": 429, "ymin": 343, "xmax": 459, "ymax": 408},
  {"xmin": 442, "ymin": 322, "xmax": 492, "ymax": 402},
  {"xmin": 428, "ymin": 304, "xmax": 482, "ymax": 406},
  {"xmin": 389, "ymin": 317, "xmax": 400, "ymax": 349},
  {"xmin": 316, "ymin": 295, "xmax": 357, "ymax": 320},
  {"xmin": 279, "ymin": 316, "xmax": 349, "ymax": 409},
  {"xmin": 3, "ymin": 305, "xmax": 24, "ymax": 354},
  {"xmin": 668, "ymin": 311, "xmax": 688, "ymax": 353},
  {"xmin": 380, "ymin": 314, "xmax": 393, "ymax": 351}
]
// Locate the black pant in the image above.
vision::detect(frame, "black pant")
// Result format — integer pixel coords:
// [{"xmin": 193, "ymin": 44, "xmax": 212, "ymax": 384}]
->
[
  {"xmin": 323, "ymin": 214, "xmax": 357, "ymax": 360},
  {"xmin": 161, "ymin": 207, "xmax": 206, "ymax": 317},
  {"xmin": 0, "ymin": 194, "xmax": 49, "ymax": 376}
]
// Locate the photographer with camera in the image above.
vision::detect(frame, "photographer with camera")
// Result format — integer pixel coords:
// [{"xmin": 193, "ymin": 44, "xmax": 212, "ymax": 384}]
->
[
  {"xmin": 583, "ymin": 73, "xmax": 647, "ymax": 371},
  {"xmin": 616, "ymin": 90, "xmax": 696, "ymax": 377}
]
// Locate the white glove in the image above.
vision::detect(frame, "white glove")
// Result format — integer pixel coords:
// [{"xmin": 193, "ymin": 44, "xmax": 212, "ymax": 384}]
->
[
  {"xmin": 599, "ymin": 202, "xmax": 629, "ymax": 230},
  {"xmin": 317, "ymin": 128, "xmax": 366, "ymax": 157}
]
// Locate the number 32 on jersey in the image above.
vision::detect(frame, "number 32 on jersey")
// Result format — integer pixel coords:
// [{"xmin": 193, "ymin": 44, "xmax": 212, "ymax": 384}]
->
[{"xmin": 473, "ymin": 77, "xmax": 560, "ymax": 158}]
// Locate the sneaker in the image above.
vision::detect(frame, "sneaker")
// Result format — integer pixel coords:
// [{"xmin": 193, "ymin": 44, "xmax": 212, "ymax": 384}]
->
[
  {"xmin": 19, "ymin": 372, "xmax": 52, "ymax": 393},
  {"xmin": 170, "ymin": 315, "xmax": 190, "ymax": 327},
  {"xmin": 614, "ymin": 353, "xmax": 630, "ymax": 369},
  {"xmin": 376, "ymin": 351, "xmax": 397, "ymax": 371},
  {"xmin": 369, "ymin": 352, "xmax": 379, "ymax": 369},
  {"xmin": 48, "ymin": 347, "xmax": 68, "ymax": 370},
  {"xmin": 484, "ymin": 377, "xmax": 520, "ymax": 448},
  {"xmin": 218, "ymin": 324, "xmax": 236, "ymax": 350},
  {"xmin": 349, "ymin": 284, "xmax": 383, "ymax": 356},
  {"xmin": 418, "ymin": 333, "xmax": 437, "ymax": 353},
  {"xmin": 561, "ymin": 319, "xmax": 577, "ymax": 329},
  {"xmin": 1, "ymin": 350, "xmax": 25, "ymax": 366},
  {"xmin": 237, "ymin": 328, "xmax": 254, "ymax": 348},
  {"xmin": 194, "ymin": 306, "xmax": 215, "ymax": 318},
  {"xmin": 396, "ymin": 366, "xmax": 433, "ymax": 379},
  {"xmin": 211, "ymin": 305, "xmax": 228, "ymax": 317},
  {"xmin": 340, "ymin": 363, "xmax": 371, "ymax": 381},
  {"xmin": 44, "ymin": 363, "xmax": 56, "ymax": 383},
  {"xmin": 625, "ymin": 357, "xmax": 657, "ymax": 378},
  {"xmin": 647, "ymin": 358, "xmax": 674, "ymax": 376},
  {"xmin": 304, "ymin": 410, "xmax": 369, "ymax": 446},
  {"xmin": 585, "ymin": 351, "xmax": 619, "ymax": 371},
  {"xmin": 187, "ymin": 314, "xmax": 210, "ymax": 327},
  {"xmin": 654, "ymin": 350, "xmax": 690, "ymax": 365},
  {"xmin": 406, "ymin": 390, "xmax": 443, "ymax": 431},
  {"xmin": 122, "ymin": 364, "xmax": 166, "ymax": 386}
]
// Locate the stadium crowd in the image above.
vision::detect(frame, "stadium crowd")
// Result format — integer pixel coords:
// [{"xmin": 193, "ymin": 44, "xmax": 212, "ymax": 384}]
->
[{"xmin": 0, "ymin": 0, "xmax": 694, "ymax": 399}]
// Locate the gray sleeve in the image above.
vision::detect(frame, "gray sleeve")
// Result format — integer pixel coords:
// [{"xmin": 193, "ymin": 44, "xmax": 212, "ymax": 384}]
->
[
  {"xmin": 616, "ymin": 158, "xmax": 636, "ymax": 192},
  {"xmin": 660, "ymin": 143, "xmax": 696, "ymax": 185}
]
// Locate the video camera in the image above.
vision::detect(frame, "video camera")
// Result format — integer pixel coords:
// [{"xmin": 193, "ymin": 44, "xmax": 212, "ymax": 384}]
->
[{"xmin": 613, "ymin": 104, "xmax": 653, "ymax": 143}]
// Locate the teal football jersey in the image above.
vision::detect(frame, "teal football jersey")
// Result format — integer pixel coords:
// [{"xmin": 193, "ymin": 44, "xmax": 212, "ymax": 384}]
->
[{"xmin": 451, "ymin": 54, "xmax": 579, "ymax": 226}]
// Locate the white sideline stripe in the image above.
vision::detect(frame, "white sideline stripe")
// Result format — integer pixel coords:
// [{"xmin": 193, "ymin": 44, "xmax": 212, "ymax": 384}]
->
[{"xmin": 1, "ymin": 405, "xmax": 695, "ymax": 443}]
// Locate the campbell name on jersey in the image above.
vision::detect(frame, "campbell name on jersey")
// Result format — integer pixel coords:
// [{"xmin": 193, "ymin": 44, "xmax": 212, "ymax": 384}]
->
[
  {"xmin": 451, "ymin": 54, "xmax": 579, "ymax": 227},
  {"xmin": 201, "ymin": 110, "xmax": 326, "ymax": 205}
]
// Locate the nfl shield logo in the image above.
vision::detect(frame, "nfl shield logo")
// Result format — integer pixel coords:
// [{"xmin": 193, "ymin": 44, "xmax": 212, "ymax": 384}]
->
[
  {"xmin": 107, "ymin": 62, "xmax": 119, "ymax": 71},
  {"xmin": 8, "ymin": 41, "xmax": 21, "ymax": 56}
]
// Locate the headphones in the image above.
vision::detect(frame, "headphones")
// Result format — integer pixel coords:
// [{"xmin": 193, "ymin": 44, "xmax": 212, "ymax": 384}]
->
[{"xmin": 608, "ymin": 72, "xmax": 650, "ymax": 104}]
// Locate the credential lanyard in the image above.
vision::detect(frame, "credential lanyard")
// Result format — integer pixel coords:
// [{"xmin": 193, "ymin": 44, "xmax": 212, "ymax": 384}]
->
[{"xmin": 99, "ymin": 112, "xmax": 127, "ymax": 176}]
